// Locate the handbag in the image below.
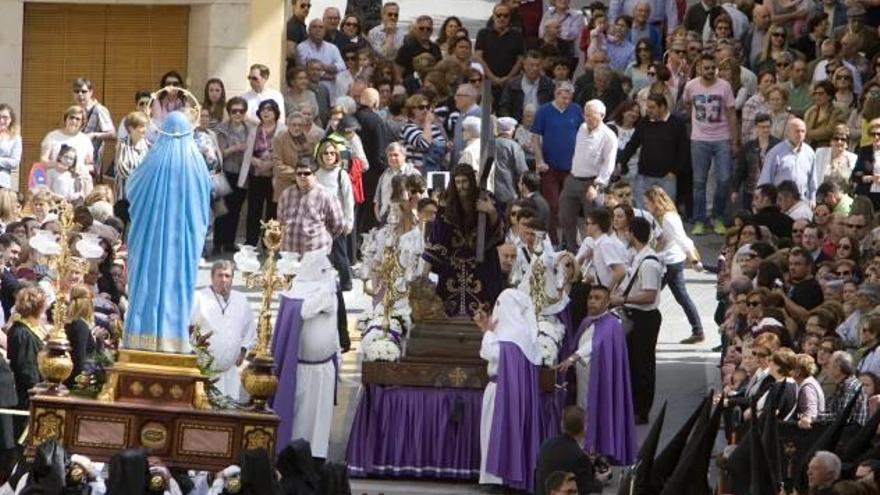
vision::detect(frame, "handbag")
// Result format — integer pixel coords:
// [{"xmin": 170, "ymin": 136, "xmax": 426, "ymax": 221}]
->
[
  {"xmin": 615, "ymin": 255, "xmax": 658, "ymax": 335},
  {"xmin": 211, "ymin": 171, "xmax": 233, "ymax": 198}
]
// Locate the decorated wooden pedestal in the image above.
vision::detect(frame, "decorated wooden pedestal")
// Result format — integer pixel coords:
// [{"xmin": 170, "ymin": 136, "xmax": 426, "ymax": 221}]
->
[
  {"xmin": 27, "ymin": 349, "xmax": 279, "ymax": 471},
  {"xmin": 348, "ymin": 318, "xmax": 558, "ymax": 480},
  {"xmin": 361, "ymin": 318, "xmax": 556, "ymax": 391}
]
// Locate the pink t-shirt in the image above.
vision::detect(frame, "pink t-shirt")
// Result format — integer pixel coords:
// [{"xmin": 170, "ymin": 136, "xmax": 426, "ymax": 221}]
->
[{"xmin": 683, "ymin": 77, "xmax": 735, "ymax": 141}]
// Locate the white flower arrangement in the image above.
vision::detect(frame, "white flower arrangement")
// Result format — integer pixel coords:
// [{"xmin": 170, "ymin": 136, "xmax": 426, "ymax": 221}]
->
[
  {"xmin": 537, "ymin": 334, "xmax": 560, "ymax": 367},
  {"xmin": 537, "ymin": 317, "xmax": 564, "ymax": 367},
  {"xmin": 363, "ymin": 336, "xmax": 401, "ymax": 362}
]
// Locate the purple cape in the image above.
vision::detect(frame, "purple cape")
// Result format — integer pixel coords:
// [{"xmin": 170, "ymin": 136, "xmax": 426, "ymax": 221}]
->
[
  {"xmin": 269, "ymin": 295, "xmax": 304, "ymax": 455},
  {"xmin": 574, "ymin": 312, "xmax": 637, "ymax": 465},
  {"xmin": 541, "ymin": 304, "xmax": 575, "ymax": 441},
  {"xmin": 486, "ymin": 342, "xmax": 542, "ymax": 491}
]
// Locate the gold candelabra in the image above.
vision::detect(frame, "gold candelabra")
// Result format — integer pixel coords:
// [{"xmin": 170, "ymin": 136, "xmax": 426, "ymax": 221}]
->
[
  {"xmin": 36, "ymin": 203, "xmax": 90, "ymax": 396},
  {"xmin": 239, "ymin": 220, "xmax": 286, "ymax": 412},
  {"xmin": 528, "ymin": 236, "xmax": 548, "ymax": 317},
  {"xmin": 377, "ymin": 240, "xmax": 405, "ymax": 336}
]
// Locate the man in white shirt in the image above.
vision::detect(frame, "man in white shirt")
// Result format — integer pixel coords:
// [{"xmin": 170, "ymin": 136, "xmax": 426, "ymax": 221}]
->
[
  {"xmin": 190, "ymin": 260, "xmax": 257, "ymax": 399},
  {"xmin": 297, "ymin": 19, "xmax": 348, "ymax": 103},
  {"xmin": 559, "ymin": 100, "xmax": 617, "ymax": 253},
  {"xmin": 576, "ymin": 208, "xmax": 627, "ymax": 292},
  {"xmin": 367, "ymin": 2, "xmax": 406, "ymax": 59},
  {"xmin": 611, "ymin": 217, "xmax": 663, "ymax": 424},
  {"xmin": 778, "ymin": 180, "xmax": 814, "ymax": 222},
  {"xmin": 241, "ymin": 64, "xmax": 286, "ymax": 124}
]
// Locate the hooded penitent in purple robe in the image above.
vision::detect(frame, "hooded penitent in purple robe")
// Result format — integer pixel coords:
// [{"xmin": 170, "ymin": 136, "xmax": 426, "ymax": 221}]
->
[
  {"xmin": 573, "ymin": 312, "xmax": 637, "ymax": 465},
  {"xmin": 485, "ymin": 288, "xmax": 542, "ymax": 491}
]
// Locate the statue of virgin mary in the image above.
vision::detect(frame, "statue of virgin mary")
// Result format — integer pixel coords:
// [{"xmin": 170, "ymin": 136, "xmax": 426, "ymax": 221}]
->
[{"xmin": 123, "ymin": 111, "xmax": 212, "ymax": 353}]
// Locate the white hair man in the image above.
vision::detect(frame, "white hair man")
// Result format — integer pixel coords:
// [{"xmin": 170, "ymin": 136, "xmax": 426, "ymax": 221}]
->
[
  {"xmin": 808, "ymin": 451, "xmax": 841, "ymax": 492},
  {"xmin": 189, "ymin": 260, "xmax": 256, "ymax": 399},
  {"xmin": 558, "ymin": 99, "xmax": 617, "ymax": 252},
  {"xmin": 458, "ymin": 115, "xmax": 483, "ymax": 174}
]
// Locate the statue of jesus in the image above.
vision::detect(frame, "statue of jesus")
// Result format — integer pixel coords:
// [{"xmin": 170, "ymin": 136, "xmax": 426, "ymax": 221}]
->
[{"xmin": 123, "ymin": 111, "xmax": 212, "ymax": 353}]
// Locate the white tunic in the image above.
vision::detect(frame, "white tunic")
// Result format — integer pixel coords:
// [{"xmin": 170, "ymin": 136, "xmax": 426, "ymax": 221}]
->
[
  {"xmin": 478, "ymin": 331, "xmax": 502, "ymax": 485},
  {"xmin": 288, "ymin": 278, "xmax": 339, "ymax": 459},
  {"xmin": 190, "ymin": 288, "xmax": 257, "ymax": 400},
  {"xmin": 574, "ymin": 321, "xmax": 596, "ymax": 414}
]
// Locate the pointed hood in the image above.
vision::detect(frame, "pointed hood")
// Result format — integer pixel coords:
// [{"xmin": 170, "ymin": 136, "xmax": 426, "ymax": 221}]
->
[
  {"xmin": 619, "ymin": 402, "xmax": 667, "ymax": 495},
  {"xmin": 795, "ymin": 386, "xmax": 863, "ymax": 493},
  {"xmin": 749, "ymin": 415, "xmax": 776, "ymax": 495},
  {"xmin": 657, "ymin": 399, "xmax": 723, "ymax": 495},
  {"xmin": 649, "ymin": 394, "xmax": 711, "ymax": 492},
  {"xmin": 19, "ymin": 439, "xmax": 67, "ymax": 495},
  {"xmin": 841, "ymin": 406, "xmax": 880, "ymax": 463},
  {"xmin": 107, "ymin": 448, "xmax": 149, "ymax": 495}
]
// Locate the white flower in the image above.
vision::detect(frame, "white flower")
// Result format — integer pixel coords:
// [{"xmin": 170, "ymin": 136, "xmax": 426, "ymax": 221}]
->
[
  {"xmin": 363, "ymin": 337, "xmax": 401, "ymax": 362},
  {"xmin": 537, "ymin": 334, "xmax": 560, "ymax": 367},
  {"xmin": 538, "ymin": 318, "xmax": 565, "ymax": 345}
]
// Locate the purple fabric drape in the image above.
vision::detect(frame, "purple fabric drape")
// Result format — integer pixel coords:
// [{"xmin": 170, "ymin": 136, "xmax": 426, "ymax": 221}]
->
[
  {"xmin": 346, "ymin": 385, "xmax": 482, "ymax": 479},
  {"xmin": 542, "ymin": 305, "xmax": 574, "ymax": 441},
  {"xmin": 574, "ymin": 313, "xmax": 638, "ymax": 465},
  {"xmin": 486, "ymin": 342, "xmax": 542, "ymax": 492},
  {"xmin": 269, "ymin": 295, "xmax": 304, "ymax": 455}
]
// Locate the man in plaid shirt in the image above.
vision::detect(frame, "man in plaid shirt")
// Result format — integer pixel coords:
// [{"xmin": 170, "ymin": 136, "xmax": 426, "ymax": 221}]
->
[
  {"xmin": 805, "ymin": 351, "xmax": 868, "ymax": 427},
  {"xmin": 278, "ymin": 160, "xmax": 350, "ymax": 351},
  {"xmin": 277, "ymin": 161, "xmax": 345, "ymax": 255}
]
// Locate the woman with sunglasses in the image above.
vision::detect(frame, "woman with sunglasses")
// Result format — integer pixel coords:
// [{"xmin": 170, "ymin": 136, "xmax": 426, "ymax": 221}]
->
[
  {"xmin": 315, "ymin": 139, "xmax": 354, "ymax": 292},
  {"xmin": 213, "ymin": 97, "xmax": 252, "ymax": 254},
  {"xmin": 400, "ymin": 94, "xmax": 446, "ymax": 173},
  {"xmin": 852, "ymin": 118, "xmax": 880, "ymax": 210},
  {"xmin": 150, "ymin": 70, "xmax": 187, "ymax": 130},
  {"xmin": 624, "ymin": 39, "xmax": 656, "ymax": 95},
  {"xmin": 756, "ymin": 24, "xmax": 789, "ymax": 72},
  {"xmin": 806, "ymin": 80, "xmax": 848, "ymax": 148},
  {"xmin": 239, "ymin": 99, "xmax": 286, "ymax": 247},
  {"xmin": 40, "ymin": 105, "xmax": 95, "ymax": 196},
  {"xmin": 339, "ymin": 14, "xmax": 369, "ymax": 52},
  {"xmin": 858, "ymin": 82, "xmax": 880, "ymax": 148},
  {"xmin": 815, "ymin": 125, "xmax": 857, "ymax": 193}
]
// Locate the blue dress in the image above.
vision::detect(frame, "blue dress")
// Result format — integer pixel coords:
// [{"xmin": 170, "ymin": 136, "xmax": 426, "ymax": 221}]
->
[{"xmin": 123, "ymin": 111, "xmax": 212, "ymax": 353}]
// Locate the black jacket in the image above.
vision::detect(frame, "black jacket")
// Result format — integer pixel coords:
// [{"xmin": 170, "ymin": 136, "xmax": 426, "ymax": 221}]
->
[
  {"xmin": 753, "ymin": 205, "xmax": 793, "ymax": 240},
  {"xmin": 617, "ymin": 114, "xmax": 690, "ymax": 178},
  {"xmin": 535, "ymin": 434, "xmax": 603, "ymax": 495},
  {"xmin": 852, "ymin": 146, "xmax": 880, "ymax": 210},
  {"xmin": 0, "ymin": 266, "xmax": 21, "ymax": 321},
  {"xmin": 498, "ymin": 74, "xmax": 555, "ymax": 123}
]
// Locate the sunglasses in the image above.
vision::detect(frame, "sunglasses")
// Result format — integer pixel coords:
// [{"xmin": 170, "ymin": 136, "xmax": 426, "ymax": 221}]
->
[
  {"xmin": 747, "ymin": 301, "xmax": 761, "ymax": 308},
  {"xmin": 771, "ymin": 32, "xmax": 785, "ymax": 37},
  {"xmin": 165, "ymin": 81, "xmax": 182, "ymax": 87},
  {"xmin": 415, "ymin": 104, "xmax": 430, "ymax": 110},
  {"xmin": 847, "ymin": 223, "xmax": 867, "ymax": 228},
  {"xmin": 468, "ymin": 78, "xmax": 482, "ymax": 84},
  {"xmin": 752, "ymin": 351, "xmax": 769, "ymax": 358},
  {"xmin": 137, "ymin": 100, "xmax": 151, "ymax": 107},
  {"xmin": 344, "ymin": 21, "xmax": 359, "ymax": 27},
  {"xmin": 837, "ymin": 270, "xmax": 852, "ymax": 276},
  {"xmin": 833, "ymin": 136, "xmax": 848, "ymax": 141},
  {"xmin": 248, "ymin": 76, "xmax": 261, "ymax": 81},
  {"xmin": 647, "ymin": 71, "xmax": 656, "ymax": 76},
  {"xmin": 872, "ymin": 132, "xmax": 880, "ymax": 137},
  {"xmin": 74, "ymin": 89, "xmax": 90, "ymax": 94},
  {"xmin": 230, "ymin": 108, "xmax": 246, "ymax": 115},
  {"xmin": 776, "ymin": 62, "xmax": 790, "ymax": 68},
  {"xmin": 495, "ymin": 13, "xmax": 510, "ymax": 18},
  {"xmin": 386, "ymin": 12, "xmax": 399, "ymax": 18},
  {"xmin": 296, "ymin": 170, "xmax": 313, "ymax": 177},
  {"xmin": 637, "ymin": 46, "xmax": 651, "ymax": 51},
  {"xmin": 322, "ymin": 150, "xmax": 338, "ymax": 155},
  {"xmin": 417, "ymin": 26, "xmax": 432, "ymax": 32},
  {"xmin": 839, "ymin": 244, "xmax": 852, "ymax": 249}
]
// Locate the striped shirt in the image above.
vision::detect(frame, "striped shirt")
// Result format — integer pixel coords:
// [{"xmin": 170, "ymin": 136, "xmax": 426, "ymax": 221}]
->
[
  {"xmin": 400, "ymin": 121, "xmax": 446, "ymax": 170},
  {"xmin": 277, "ymin": 183, "xmax": 345, "ymax": 255}
]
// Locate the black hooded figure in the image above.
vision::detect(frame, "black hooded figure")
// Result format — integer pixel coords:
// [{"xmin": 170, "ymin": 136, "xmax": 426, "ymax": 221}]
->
[
  {"xmin": 106, "ymin": 448, "xmax": 149, "ymax": 495},
  {"xmin": 239, "ymin": 449, "xmax": 281, "ymax": 495},
  {"xmin": 276, "ymin": 440, "xmax": 319, "ymax": 495},
  {"xmin": 19, "ymin": 440, "xmax": 67, "ymax": 495}
]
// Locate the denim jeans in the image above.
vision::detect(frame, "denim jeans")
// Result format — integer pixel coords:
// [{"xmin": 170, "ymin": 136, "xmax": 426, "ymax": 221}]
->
[
  {"xmin": 662, "ymin": 261, "xmax": 704, "ymax": 336},
  {"xmin": 635, "ymin": 174, "xmax": 677, "ymax": 209},
  {"xmin": 691, "ymin": 140, "xmax": 732, "ymax": 224}
]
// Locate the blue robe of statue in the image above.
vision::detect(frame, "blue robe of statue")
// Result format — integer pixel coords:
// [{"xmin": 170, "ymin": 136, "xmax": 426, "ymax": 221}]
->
[{"xmin": 123, "ymin": 111, "xmax": 212, "ymax": 353}]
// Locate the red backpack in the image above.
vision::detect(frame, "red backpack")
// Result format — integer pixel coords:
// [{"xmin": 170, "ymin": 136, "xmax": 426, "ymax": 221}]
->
[{"xmin": 348, "ymin": 157, "xmax": 365, "ymax": 205}]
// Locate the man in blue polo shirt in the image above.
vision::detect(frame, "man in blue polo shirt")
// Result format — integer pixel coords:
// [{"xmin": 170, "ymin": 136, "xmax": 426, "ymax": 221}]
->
[{"xmin": 531, "ymin": 81, "xmax": 584, "ymax": 244}]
